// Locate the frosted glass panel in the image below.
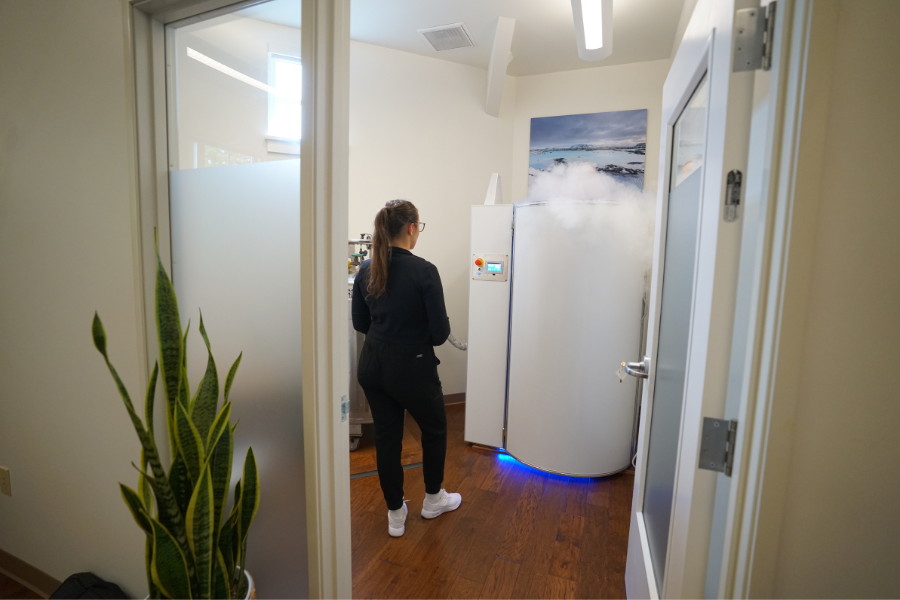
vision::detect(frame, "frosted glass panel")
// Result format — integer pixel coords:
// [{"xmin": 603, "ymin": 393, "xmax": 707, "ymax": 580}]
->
[
  {"xmin": 170, "ymin": 159, "xmax": 305, "ymax": 597},
  {"xmin": 643, "ymin": 167, "xmax": 702, "ymax": 589}
]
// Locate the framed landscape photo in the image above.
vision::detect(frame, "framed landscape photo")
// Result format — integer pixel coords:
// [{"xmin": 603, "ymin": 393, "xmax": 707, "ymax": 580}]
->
[{"xmin": 529, "ymin": 109, "xmax": 648, "ymax": 190}]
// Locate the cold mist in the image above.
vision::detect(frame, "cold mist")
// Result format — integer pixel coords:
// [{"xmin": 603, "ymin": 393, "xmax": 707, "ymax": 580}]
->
[{"xmin": 522, "ymin": 161, "xmax": 656, "ymax": 269}]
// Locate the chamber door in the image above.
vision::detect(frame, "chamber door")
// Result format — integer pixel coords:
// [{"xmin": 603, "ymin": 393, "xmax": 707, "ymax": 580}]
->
[{"xmin": 505, "ymin": 202, "xmax": 646, "ymax": 476}]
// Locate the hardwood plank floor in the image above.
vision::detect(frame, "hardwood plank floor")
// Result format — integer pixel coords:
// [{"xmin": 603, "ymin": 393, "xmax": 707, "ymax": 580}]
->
[
  {"xmin": 350, "ymin": 404, "xmax": 636, "ymax": 599},
  {"xmin": 0, "ymin": 573, "xmax": 43, "ymax": 600},
  {"xmin": 350, "ymin": 415, "xmax": 424, "ymax": 476}
]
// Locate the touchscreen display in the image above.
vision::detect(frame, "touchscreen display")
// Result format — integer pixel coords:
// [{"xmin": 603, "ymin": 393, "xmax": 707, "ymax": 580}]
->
[{"xmin": 487, "ymin": 262, "xmax": 503, "ymax": 273}]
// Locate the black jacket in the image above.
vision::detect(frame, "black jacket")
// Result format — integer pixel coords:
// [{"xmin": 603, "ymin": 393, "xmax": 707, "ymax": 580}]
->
[{"xmin": 351, "ymin": 247, "xmax": 451, "ymax": 347}]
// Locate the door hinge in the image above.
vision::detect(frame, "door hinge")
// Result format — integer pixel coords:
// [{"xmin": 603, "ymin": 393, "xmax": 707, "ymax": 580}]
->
[
  {"xmin": 699, "ymin": 418, "xmax": 738, "ymax": 476},
  {"xmin": 724, "ymin": 170, "xmax": 742, "ymax": 222},
  {"xmin": 733, "ymin": 1, "xmax": 776, "ymax": 72}
]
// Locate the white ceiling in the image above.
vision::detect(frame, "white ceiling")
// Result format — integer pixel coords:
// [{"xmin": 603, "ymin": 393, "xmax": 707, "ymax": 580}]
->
[
  {"xmin": 237, "ymin": 0, "xmax": 686, "ymax": 77},
  {"xmin": 236, "ymin": 1, "xmax": 301, "ymax": 29}
]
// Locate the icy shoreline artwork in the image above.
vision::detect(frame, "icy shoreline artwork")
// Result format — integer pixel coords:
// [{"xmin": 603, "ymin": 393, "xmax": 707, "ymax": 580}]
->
[{"xmin": 529, "ymin": 109, "xmax": 648, "ymax": 190}]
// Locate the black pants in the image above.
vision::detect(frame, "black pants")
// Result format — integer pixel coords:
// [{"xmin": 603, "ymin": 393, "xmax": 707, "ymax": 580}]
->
[{"xmin": 357, "ymin": 337, "xmax": 447, "ymax": 510}]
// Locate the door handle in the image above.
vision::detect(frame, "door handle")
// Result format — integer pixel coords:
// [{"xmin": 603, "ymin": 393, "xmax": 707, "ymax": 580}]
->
[{"xmin": 622, "ymin": 357, "xmax": 650, "ymax": 379}]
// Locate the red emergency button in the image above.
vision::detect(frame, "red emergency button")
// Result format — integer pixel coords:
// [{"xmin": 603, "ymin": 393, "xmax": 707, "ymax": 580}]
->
[{"xmin": 475, "ymin": 258, "xmax": 484, "ymax": 267}]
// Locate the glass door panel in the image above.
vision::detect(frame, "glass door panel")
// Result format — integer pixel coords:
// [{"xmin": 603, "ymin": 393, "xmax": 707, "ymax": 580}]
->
[
  {"xmin": 642, "ymin": 75, "xmax": 708, "ymax": 590},
  {"xmin": 166, "ymin": 2, "xmax": 305, "ymax": 596},
  {"xmin": 671, "ymin": 78, "xmax": 709, "ymax": 190}
]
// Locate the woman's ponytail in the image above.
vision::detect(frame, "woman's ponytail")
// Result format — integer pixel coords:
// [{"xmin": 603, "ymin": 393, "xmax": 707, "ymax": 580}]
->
[{"xmin": 368, "ymin": 199, "xmax": 419, "ymax": 298}]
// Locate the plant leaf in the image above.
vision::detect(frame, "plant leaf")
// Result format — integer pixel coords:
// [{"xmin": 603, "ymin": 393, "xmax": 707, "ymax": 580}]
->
[
  {"xmin": 176, "ymin": 402, "xmax": 205, "ymax": 485},
  {"xmin": 230, "ymin": 499, "xmax": 242, "ymax": 591},
  {"xmin": 146, "ymin": 536, "xmax": 160, "ymax": 599},
  {"xmin": 224, "ymin": 352, "xmax": 242, "ymax": 403},
  {"xmin": 140, "ymin": 364, "xmax": 158, "ymax": 511},
  {"xmin": 151, "ymin": 519, "xmax": 192, "ymax": 600},
  {"xmin": 186, "ymin": 465, "xmax": 214, "ymax": 600},
  {"xmin": 205, "ymin": 402, "xmax": 232, "ymax": 453},
  {"xmin": 154, "ymin": 242, "xmax": 184, "ymax": 458},
  {"xmin": 217, "ymin": 511, "xmax": 237, "ymax": 587},
  {"xmin": 137, "ymin": 362, "xmax": 159, "ymax": 515},
  {"xmin": 138, "ymin": 468, "xmax": 153, "ymax": 515},
  {"xmin": 93, "ymin": 313, "xmax": 192, "ymax": 570},
  {"xmin": 136, "ymin": 465, "xmax": 194, "ymax": 582},
  {"xmin": 224, "ymin": 487, "xmax": 242, "ymax": 586},
  {"xmin": 238, "ymin": 448, "xmax": 260, "ymax": 585},
  {"xmin": 208, "ymin": 421, "xmax": 233, "ymax": 543},
  {"xmin": 166, "ymin": 452, "xmax": 191, "ymax": 520},
  {"xmin": 181, "ymin": 321, "xmax": 191, "ymax": 413},
  {"xmin": 212, "ymin": 549, "xmax": 231, "ymax": 600},
  {"xmin": 120, "ymin": 484, "xmax": 153, "ymax": 535},
  {"xmin": 239, "ymin": 448, "xmax": 260, "ymax": 546},
  {"xmin": 191, "ymin": 312, "xmax": 219, "ymax": 444},
  {"xmin": 145, "ymin": 362, "xmax": 159, "ymax": 438}
]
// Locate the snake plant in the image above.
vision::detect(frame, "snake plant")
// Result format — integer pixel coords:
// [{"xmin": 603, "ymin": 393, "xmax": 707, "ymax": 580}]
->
[{"xmin": 92, "ymin": 247, "xmax": 259, "ymax": 599}]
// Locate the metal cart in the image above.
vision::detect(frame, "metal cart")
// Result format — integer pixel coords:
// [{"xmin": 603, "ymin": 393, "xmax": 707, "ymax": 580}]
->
[
  {"xmin": 348, "ymin": 280, "xmax": 372, "ymax": 451},
  {"xmin": 348, "ymin": 236, "xmax": 373, "ymax": 451}
]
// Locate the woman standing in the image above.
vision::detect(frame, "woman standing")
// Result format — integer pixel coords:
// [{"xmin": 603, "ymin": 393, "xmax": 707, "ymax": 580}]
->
[{"xmin": 352, "ymin": 199, "xmax": 462, "ymax": 537}]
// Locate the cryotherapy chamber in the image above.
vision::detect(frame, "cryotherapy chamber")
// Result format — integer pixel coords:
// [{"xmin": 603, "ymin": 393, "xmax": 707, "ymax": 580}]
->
[{"xmin": 465, "ymin": 201, "xmax": 646, "ymax": 476}]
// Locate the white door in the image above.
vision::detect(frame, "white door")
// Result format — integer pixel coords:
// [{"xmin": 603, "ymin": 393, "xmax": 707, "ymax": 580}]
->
[{"xmin": 623, "ymin": 0, "xmax": 780, "ymax": 597}]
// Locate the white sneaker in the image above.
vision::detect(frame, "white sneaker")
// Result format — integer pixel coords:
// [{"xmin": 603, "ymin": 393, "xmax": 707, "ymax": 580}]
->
[
  {"xmin": 421, "ymin": 489, "xmax": 462, "ymax": 519},
  {"xmin": 388, "ymin": 502, "xmax": 408, "ymax": 537}
]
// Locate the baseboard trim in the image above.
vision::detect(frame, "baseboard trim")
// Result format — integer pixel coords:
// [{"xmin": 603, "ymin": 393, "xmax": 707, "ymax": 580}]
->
[
  {"xmin": 0, "ymin": 548, "xmax": 60, "ymax": 598},
  {"xmin": 444, "ymin": 393, "xmax": 465, "ymax": 405}
]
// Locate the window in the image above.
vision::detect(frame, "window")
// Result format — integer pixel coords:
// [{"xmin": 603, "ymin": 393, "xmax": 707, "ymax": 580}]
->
[{"xmin": 268, "ymin": 53, "xmax": 301, "ymax": 139}]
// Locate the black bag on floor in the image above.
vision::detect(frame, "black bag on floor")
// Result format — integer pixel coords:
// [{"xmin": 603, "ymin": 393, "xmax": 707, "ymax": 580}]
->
[{"xmin": 49, "ymin": 572, "xmax": 126, "ymax": 599}]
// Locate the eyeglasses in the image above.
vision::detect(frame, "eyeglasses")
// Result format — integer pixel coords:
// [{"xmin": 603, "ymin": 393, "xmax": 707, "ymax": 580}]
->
[{"xmin": 417, "ymin": 222, "xmax": 426, "ymax": 232}]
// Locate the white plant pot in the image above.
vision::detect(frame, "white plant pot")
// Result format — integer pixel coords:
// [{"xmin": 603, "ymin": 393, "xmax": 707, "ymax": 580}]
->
[
  {"xmin": 143, "ymin": 570, "xmax": 254, "ymax": 600},
  {"xmin": 238, "ymin": 569, "xmax": 255, "ymax": 600}
]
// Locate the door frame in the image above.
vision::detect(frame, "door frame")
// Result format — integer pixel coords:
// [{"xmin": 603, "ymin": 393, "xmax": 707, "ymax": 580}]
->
[
  {"xmin": 627, "ymin": 1, "xmax": 843, "ymax": 598},
  {"xmin": 125, "ymin": 0, "xmax": 352, "ymax": 597},
  {"xmin": 721, "ymin": 1, "xmax": 839, "ymax": 596}
]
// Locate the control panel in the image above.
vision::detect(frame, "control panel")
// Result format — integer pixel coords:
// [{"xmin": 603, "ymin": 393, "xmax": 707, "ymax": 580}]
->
[{"xmin": 472, "ymin": 253, "xmax": 509, "ymax": 281}]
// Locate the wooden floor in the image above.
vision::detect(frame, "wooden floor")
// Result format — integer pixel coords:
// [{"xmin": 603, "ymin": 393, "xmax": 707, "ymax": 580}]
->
[
  {"xmin": 350, "ymin": 416, "xmax": 423, "ymax": 476},
  {"xmin": 350, "ymin": 404, "xmax": 635, "ymax": 599},
  {"xmin": 0, "ymin": 573, "xmax": 42, "ymax": 600}
]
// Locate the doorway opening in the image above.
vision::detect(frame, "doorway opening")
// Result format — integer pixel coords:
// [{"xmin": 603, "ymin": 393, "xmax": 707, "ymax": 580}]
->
[{"xmin": 342, "ymin": 1, "xmax": 686, "ymax": 596}]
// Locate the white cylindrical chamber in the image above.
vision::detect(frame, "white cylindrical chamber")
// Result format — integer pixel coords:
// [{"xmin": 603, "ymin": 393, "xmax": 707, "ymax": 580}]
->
[{"xmin": 505, "ymin": 201, "xmax": 645, "ymax": 476}]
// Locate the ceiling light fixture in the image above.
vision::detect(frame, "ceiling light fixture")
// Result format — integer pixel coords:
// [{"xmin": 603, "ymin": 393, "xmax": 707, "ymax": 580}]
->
[{"xmin": 571, "ymin": 0, "xmax": 613, "ymax": 61}]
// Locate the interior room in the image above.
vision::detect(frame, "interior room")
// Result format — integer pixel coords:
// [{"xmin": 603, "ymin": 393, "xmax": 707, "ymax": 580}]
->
[
  {"xmin": 1, "ymin": 0, "xmax": 899, "ymax": 599},
  {"xmin": 160, "ymin": 0, "xmax": 677, "ymax": 596},
  {"xmin": 344, "ymin": 1, "xmax": 676, "ymax": 597}
]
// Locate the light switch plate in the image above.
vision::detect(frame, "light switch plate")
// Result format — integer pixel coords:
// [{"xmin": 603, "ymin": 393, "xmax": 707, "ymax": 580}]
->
[{"xmin": 0, "ymin": 466, "xmax": 11, "ymax": 496}]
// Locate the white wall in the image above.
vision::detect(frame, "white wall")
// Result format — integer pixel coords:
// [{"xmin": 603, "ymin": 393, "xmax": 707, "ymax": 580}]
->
[
  {"xmin": 768, "ymin": 2, "xmax": 900, "ymax": 597},
  {"xmin": 0, "ymin": 0, "xmax": 147, "ymax": 595},
  {"xmin": 348, "ymin": 41, "xmax": 516, "ymax": 394},
  {"xmin": 511, "ymin": 59, "xmax": 671, "ymax": 201}
]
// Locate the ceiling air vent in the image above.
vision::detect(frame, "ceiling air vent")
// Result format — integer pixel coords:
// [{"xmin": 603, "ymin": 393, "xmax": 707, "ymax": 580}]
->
[{"xmin": 417, "ymin": 23, "xmax": 475, "ymax": 52}]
